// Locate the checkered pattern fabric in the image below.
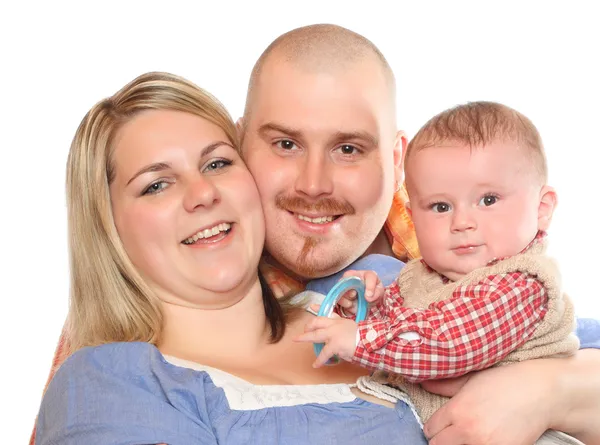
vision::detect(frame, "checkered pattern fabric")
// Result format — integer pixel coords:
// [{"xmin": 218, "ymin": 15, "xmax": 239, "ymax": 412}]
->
[
  {"xmin": 354, "ymin": 272, "xmax": 548, "ymax": 382},
  {"xmin": 353, "ymin": 233, "xmax": 549, "ymax": 382}
]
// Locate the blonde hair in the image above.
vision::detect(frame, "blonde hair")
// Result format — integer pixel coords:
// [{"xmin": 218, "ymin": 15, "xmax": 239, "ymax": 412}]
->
[
  {"xmin": 406, "ymin": 101, "xmax": 547, "ymax": 184},
  {"xmin": 65, "ymin": 72, "xmax": 240, "ymax": 353}
]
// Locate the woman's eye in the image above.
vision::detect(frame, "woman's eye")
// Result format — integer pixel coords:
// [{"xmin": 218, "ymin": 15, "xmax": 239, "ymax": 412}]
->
[
  {"xmin": 479, "ymin": 195, "xmax": 498, "ymax": 206},
  {"xmin": 276, "ymin": 140, "xmax": 297, "ymax": 150},
  {"xmin": 431, "ymin": 202, "xmax": 451, "ymax": 213},
  {"xmin": 204, "ymin": 159, "xmax": 231, "ymax": 172},
  {"xmin": 143, "ymin": 181, "xmax": 168, "ymax": 195}
]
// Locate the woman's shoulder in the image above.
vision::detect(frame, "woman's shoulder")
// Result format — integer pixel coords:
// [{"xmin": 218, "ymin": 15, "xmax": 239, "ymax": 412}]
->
[
  {"xmin": 49, "ymin": 341, "xmax": 218, "ymax": 402},
  {"xmin": 58, "ymin": 341, "xmax": 162, "ymax": 374},
  {"xmin": 37, "ymin": 342, "xmax": 221, "ymax": 444},
  {"xmin": 44, "ymin": 342, "xmax": 191, "ymax": 409}
]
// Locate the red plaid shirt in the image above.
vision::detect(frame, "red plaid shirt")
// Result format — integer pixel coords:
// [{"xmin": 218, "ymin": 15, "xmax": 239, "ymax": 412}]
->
[{"xmin": 353, "ymin": 232, "xmax": 550, "ymax": 382}]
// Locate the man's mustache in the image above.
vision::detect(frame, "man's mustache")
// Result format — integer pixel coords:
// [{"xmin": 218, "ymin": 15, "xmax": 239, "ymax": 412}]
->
[{"xmin": 275, "ymin": 195, "xmax": 355, "ymax": 215}]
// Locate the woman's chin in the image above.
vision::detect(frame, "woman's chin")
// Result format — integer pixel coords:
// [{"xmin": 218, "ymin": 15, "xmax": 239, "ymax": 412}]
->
[{"xmin": 193, "ymin": 270, "xmax": 258, "ymax": 296}]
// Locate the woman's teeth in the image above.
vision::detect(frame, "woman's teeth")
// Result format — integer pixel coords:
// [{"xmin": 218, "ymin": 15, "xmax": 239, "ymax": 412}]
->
[{"xmin": 182, "ymin": 223, "xmax": 231, "ymax": 244}]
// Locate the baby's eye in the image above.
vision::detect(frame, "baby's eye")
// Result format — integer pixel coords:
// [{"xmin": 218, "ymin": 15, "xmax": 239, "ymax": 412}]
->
[
  {"xmin": 479, "ymin": 195, "xmax": 498, "ymax": 206},
  {"xmin": 431, "ymin": 202, "xmax": 451, "ymax": 213}
]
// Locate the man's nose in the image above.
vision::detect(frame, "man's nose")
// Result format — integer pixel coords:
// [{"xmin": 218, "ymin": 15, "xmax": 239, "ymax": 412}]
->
[{"xmin": 294, "ymin": 150, "xmax": 334, "ymax": 198}]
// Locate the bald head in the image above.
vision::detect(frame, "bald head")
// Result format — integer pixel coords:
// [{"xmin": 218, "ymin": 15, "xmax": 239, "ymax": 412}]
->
[{"xmin": 243, "ymin": 24, "xmax": 396, "ymax": 121}]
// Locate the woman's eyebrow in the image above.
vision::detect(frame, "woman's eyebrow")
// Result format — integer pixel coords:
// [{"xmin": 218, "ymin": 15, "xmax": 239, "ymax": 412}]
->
[
  {"xmin": 126, "ymin": 141, "xmax": 233, "ymax": 185},
  {"xmin": 127, "ymin": 162, "xmax": 171, "ymax": 185}
]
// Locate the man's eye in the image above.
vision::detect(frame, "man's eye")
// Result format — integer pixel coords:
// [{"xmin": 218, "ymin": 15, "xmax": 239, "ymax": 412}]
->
[
  {"xmin": 276, "ymin": 140, "xmax": 297, "ymax": 150},
  {"xmin": 431, "ymin": 202, "xmax": 451, "ymax": 213},
  {"xmin": 338, "ymin": 144, "xmax": 358, "ymax": 155},
  {"xmin": 479, "ymin": 195, "xmax": 498, "ymax": 206}
]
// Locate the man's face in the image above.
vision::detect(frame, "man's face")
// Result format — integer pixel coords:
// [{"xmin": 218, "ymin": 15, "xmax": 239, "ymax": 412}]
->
[{"xmin": 242, "ymin": 58, "xmax": 401, "ymax": 279}]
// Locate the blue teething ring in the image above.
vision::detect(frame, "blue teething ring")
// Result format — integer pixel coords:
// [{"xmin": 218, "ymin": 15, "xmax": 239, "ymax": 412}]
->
[{"xmin": 313, "ymin": 276, "xmax": 368, "ymax": 364}]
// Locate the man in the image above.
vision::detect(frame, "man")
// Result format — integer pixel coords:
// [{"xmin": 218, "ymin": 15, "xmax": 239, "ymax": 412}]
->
[{"xmin": 240, "ymin": 24, "xmax": 600, "ymax": 445}]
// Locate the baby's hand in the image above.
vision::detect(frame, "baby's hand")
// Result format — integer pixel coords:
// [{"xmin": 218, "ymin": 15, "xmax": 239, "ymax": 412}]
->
[
  {"xmin": 294, "ymin": 316, "xmax": 358, "ymax": 367},
  {"xmin": 337, "ymin": 270, "xmax": 385, "ymax": 314}
]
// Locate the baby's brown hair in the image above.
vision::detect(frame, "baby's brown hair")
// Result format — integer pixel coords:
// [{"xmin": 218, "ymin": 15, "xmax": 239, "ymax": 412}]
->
[{"xmin": 405, "ymin": 101, "xmax": 547, "ymax": 185}]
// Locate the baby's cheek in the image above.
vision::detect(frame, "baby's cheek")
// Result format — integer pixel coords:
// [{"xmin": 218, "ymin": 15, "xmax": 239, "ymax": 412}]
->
[{"xmin": 419, "ymin": 239, "xmax": 444, "ymax": 268}]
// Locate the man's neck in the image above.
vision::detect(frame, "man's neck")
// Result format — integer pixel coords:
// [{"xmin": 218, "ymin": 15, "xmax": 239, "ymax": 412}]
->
[
  {"xmin": 262, "ymin": 228, "xmax": 394, "ymax": 285},
  {"xmin": 262, "ymin": 252, "xmax": 309, "ymax": 284},
  {"xmin": 361, "ymin": 228, "xmax": 395, "ymax": 258}
]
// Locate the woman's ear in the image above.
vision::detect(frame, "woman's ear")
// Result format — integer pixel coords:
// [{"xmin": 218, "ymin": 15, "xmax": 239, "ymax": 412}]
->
[{"xmin": 538, "ymin": 185, "xmax": 558, "ymax": 231}]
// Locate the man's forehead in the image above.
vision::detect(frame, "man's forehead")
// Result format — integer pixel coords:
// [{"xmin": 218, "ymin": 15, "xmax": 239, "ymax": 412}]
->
[{"xmin": 249, "ymin": 60, "xmax": 393, "ymax": 131}]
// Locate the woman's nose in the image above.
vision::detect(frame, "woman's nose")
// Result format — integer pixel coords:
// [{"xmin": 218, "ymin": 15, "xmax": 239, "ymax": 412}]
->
[{"xmin": 182, "ymin": 176, "xmax": 221, "ymax": 212}]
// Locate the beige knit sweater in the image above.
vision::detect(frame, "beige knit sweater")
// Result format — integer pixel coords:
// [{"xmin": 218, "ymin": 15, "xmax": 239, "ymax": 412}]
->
[{"xmin": 383, "ymin": 240, "xmax": 579, "ymax": 423}]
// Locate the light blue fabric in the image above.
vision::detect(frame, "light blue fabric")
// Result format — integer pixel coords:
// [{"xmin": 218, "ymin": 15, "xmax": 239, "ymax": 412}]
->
[
  {"xmin": 36, "ymin": 342, "xmax": 427, "ymax": 445},
  {"xmin": 307, "ymin": 254, "xmax": 600, "ymax": 349},
  {"xmin": 576, "ymin": 318, "xmax": 600, "ymax": 349},
  {"xmin": 306, "ymin": 254, "xmax": 405, "ymax": 294}
]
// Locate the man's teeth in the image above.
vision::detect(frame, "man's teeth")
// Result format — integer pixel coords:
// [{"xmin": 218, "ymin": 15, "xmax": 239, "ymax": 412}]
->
[
  {"xmin": 183, "ymin": 223, "xmax": 231, "ymax": 244},
  {"xmin": 296, "ymin": 214, "xmax": 334, "ymax": 224}
]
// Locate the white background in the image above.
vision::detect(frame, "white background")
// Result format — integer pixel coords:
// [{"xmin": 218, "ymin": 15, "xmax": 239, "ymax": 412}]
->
[{"xmin": 1, "ymin": 1, "xmax": 598, "ymax": 442}]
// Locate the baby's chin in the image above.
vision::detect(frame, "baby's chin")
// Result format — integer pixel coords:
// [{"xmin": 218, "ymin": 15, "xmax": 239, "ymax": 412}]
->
[{"xmin": 437, "ymin": 259, "xmax": 491, "ymax": 281}]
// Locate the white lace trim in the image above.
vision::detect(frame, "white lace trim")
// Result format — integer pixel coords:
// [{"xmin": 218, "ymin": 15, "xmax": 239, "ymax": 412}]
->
[
  {"xmin": 163, "ymin": 354, "xmax": 357, "ymax": 410},
  {"xmin": 357, "ymin": 374, "xmax": 424, "ymax": 428},
  {"xmin": 163, "ymin": 292, "xmax": 415, "ymax": 413}
]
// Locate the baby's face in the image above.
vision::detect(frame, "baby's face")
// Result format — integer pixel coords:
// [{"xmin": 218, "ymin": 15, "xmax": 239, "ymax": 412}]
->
[{"xmin": 406, "ymin": 141, "xmax": 548, "ymax": 281}]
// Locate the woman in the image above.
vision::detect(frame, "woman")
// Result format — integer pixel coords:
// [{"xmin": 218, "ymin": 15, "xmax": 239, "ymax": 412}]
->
[{"xmin": 36, "ymin": 72, "xmax": 428, "ymax": 444}]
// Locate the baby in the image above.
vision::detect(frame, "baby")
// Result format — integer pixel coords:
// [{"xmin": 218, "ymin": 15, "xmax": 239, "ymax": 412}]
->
[{"xmin": 296, "ymin": 101, "xmax": 580, "ymax": 425}]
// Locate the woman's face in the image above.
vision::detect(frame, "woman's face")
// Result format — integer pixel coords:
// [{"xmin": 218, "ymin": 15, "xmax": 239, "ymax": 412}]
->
[{"xmin": 109, "ymin": 109, "xmax": 265, "ymax": 308}]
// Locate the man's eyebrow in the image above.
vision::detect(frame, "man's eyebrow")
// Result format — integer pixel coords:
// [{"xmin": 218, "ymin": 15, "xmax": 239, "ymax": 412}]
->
[
  {"xmin": 330, "ymin": 130, "xmax": 378, "ymax": 147},
  {"xmin": 126, "ymin": 141, "xmax": 232, "ymax": 185},
  {"xmin": 258, "ymin": 122, "xmax": 302, "ymax": 140},
  {"xmin": 257, "ymin": 123, "xmax": 378, "ymax": 148}
]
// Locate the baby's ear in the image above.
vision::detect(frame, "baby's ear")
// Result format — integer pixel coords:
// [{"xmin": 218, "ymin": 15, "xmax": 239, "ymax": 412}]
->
[{"xmin": 538, "ymin": 186, "xmax": 557, "ymax": 231}]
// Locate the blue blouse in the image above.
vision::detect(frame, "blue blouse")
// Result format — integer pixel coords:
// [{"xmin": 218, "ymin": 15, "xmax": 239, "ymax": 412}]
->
[{"xmin": 36, "ymin": 342, "xmax": 427, "ymax": 445}]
